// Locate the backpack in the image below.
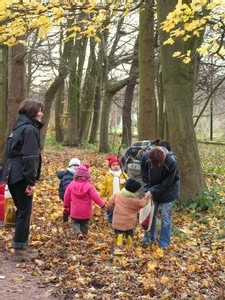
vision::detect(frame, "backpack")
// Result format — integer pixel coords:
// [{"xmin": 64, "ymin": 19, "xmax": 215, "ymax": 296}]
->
[{"xmin": 120, "ymin": 141, "xmax": 152, "ymax": 172}]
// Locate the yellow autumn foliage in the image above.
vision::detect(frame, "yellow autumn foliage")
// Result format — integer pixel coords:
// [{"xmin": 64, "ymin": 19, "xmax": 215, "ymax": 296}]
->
[
  {"xmin": 0, "ymin": 0, "xmax": 135, "ymax": 46},
  {"xmin": 161, "ymin": 0, "xmax": 225, "ymax": 62}
]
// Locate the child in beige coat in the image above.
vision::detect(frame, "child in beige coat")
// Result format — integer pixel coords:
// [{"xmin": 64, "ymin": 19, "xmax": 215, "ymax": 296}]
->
[{"xmin": 106, "ymin": 178, "xmax": 151, "ymax": 246}]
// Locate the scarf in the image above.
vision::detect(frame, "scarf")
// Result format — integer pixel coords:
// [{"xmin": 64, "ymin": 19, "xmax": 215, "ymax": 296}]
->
[
  {"xmin": 67, "ymin": 167, "xmax": 76, "ymax": 175},
  {"xmin": 109, "ymin": 169, "xmax": 122, "ymax": 194},
  {"xmin": 121, "ymin": 188, "xmax": 136, "ymax": 198}
]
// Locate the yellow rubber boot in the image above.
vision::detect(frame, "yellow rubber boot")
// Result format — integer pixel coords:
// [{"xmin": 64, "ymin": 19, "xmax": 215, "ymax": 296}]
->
[
  {"xmin": 116, "ymin": 234, "xmax": 123, "ymax": 247},
  {"xmin": 127, "ymin": 235, "xmax": 133, "ymax": 246}
]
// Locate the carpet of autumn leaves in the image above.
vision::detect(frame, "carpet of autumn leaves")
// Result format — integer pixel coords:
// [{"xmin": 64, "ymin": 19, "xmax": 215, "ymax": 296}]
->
[{"xmin": 2, "ymin": 144, "xmax": 225, "ymax": 300}]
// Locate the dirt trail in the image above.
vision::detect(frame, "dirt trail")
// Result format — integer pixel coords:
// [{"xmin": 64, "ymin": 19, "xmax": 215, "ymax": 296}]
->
[{"xmin": 0, "ymin": 248, "xmax": 57, "ymax": 300}]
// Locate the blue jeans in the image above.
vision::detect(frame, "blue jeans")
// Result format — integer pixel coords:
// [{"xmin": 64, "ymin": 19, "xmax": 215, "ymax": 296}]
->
[
  {"xmin": 150, "ymin": 200, "xmax": 176, "ymax": 248},
  {"xmin": 8, "ymin": 180, "xmax": 33, "ymax": 249}
]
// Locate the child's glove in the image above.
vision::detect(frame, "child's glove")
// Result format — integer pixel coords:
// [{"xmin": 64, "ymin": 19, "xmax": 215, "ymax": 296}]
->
[
  {"xmin": 120, "ymin": 178, "xmax": 126, "ymax": 185},
  {"xmin": 63, "ymin": 213, "xmax": 69, "ymax": 222}
]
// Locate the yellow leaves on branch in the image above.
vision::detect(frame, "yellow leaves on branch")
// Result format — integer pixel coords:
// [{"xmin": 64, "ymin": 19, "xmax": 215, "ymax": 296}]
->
[
  {"xmin": 0, "ymin": 0, "xmax": 134, "ymax": 46},
  {"xmin": 172, "ymin": 49, "xmax": 192, "ymax": 64},
  {"xmin": 161, "ymin": 0, "xmax": 225, "ymax": 62}
]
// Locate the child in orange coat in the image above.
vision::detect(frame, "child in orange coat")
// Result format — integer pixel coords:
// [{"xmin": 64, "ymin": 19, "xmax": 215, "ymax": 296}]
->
[{"xmin": 106, "ymin": 178, "xmax": 151, "ymax": 246}]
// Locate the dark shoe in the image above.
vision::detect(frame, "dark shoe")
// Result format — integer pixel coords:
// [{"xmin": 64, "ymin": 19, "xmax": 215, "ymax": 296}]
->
[
  {"xmin": 12, "ymin": 249, "xmax": 30, "ymax": 262},
  {"xmin": 63, "ymin": 214, "xmax": 69, "ymax": 222}
]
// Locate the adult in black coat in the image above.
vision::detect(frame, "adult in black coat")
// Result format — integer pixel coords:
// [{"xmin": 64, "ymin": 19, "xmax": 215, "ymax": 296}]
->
[
  {"xmin": 141, "ymin": 146, "xmax": 180, "ymax": 248},
  {"xmin": 3, "ymin": 99, "xmax": 44, "ymax": 262}
]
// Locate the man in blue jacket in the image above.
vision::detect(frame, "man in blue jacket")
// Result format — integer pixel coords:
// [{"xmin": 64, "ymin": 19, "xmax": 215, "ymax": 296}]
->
[{"xmin": 141, "ymin": 146, "xmax": 180, "ymax": 249}]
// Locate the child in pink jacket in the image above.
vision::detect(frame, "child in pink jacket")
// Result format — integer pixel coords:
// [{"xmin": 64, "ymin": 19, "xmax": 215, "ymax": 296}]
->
[
  {"xmin": 106, "ymin": 178, "xmax": 150, "ymax": 246},
  {"xmin": 64, "ymin": 165, "xmax": 105, "ymax": 240}
]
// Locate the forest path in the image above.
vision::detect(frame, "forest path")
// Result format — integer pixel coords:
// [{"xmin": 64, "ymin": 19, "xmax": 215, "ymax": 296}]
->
[{"xmin": 0, "ymin": 248, "xmax": 57, "ymax": 300}]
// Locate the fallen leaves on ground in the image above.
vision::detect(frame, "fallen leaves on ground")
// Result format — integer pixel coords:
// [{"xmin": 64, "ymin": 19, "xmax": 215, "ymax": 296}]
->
[{"xmin": 1, "ymin": 145, "xmax": 225, "ymax": 300}]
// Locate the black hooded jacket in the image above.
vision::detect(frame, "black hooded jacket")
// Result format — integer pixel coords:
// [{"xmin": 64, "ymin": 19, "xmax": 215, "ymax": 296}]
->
[
  {"xmin": 57, "ymin": 170, "xmax": 74, "ymax": 200},
  {"xmin": 141, "ymin": 147, "xmax": 180, "ymax": 203},
  {"xmin": 3, "ymin": 113, "xmax": 43, "ymax": 186}
]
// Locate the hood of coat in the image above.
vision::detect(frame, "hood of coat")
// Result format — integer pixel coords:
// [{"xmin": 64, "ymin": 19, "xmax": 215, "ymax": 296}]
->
[
  {"xmin": 13, "ymin": 113, "xmax": 44, "ymax": 131},
  {"xmin": 57, "ymin": 170, "xmax": 67, "ymax": 179},
  {"xmin": 70, "ymin": 179, "xmax": 91, "ymax": 199}
]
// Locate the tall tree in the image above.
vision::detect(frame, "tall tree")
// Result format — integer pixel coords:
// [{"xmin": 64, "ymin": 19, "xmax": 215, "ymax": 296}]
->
[
  {"xmin": 99, "ymin": 15, "xmax": 138, "ymax": 152},
  {"xmin": 157, "ymin": 0, "xmax": 206, "ymax": 202},
  {"xmin": 55, "ymin": 82, "xmax": 65, "ymax": 143},
  {"xmin": 138, "ymin": 0, "xmax": 156, "ymax": 140},
  {"xmin": 88, "ymin": 72, "xmax": 102, "ymax": 144},
  {"xmin": 79, "ymin": 39, "xmax": 100, "ymax": 143},
  {"xmin": 99, "ymin": 78, "xmax": 131, "ymax": 153},
  {"xmin": 40, "ymin": 35, "xmax": 78, "ymax": 146},
  {"xmin": 64, "ymin": 37, "xmax": 87, "ymax": 146},
  {"xmin": 6, "ymin": 44, "xmax": 26, "ymax": 138},
  {"xmin": 0, "ymin": 45, "xmax": 8, "ymax": 165},
  {"xmin": 121, "ymin": 37, "xmax": 139, "ymax": 147}
]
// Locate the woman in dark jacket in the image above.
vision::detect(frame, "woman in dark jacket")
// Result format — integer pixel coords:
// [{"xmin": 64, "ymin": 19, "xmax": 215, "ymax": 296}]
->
[
  {"xmin": 141, "ymin": 146, "xmax": 180, "ymax": 248},
  {"xmin": 3, "ymin": 100, "xmax": 44, "ymax": 262}
]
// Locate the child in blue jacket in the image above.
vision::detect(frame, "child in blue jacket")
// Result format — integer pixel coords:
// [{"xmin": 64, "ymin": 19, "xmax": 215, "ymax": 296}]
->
[{"xmin": 57, "ymin": 157, "xmax": 81, "ymax": 221}]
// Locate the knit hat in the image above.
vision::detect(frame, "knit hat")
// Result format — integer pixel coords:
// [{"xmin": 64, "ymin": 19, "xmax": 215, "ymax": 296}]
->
[
  {"xmin": 69, "ymin": 158, "xmax": 81, "ymax": 167},
  {"xmin": 76, "ymin": 165, "xmax": 90, "ymax": 178},
  {"xmin": 107, "ymin": 155, "xmax": 121, "ymax": 167},
  {"xmin": 125, "ymin": 178, "xmax": 141, "ymax": 193}
]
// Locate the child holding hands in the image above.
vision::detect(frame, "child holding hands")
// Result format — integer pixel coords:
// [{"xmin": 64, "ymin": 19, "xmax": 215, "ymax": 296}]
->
[
  {"xmin": 57, "ymin": 157, "xmax": 81, "ymax": 222},
  {"xmin": 64, "ymin": 165, "xmax": 105, "ymax": 240},
  {"xmin": 106, "ymin": 178, "xmax": 151, "ymax": 246}
]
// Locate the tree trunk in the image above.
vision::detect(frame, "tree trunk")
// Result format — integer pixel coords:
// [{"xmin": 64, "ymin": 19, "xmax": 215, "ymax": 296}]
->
[
  {"xmin": 0, "ymin": 45, "xmax": 8, "ymax": 165},
  {"xmin": 64, "ymin": 60, "xmax": 80, "ymax": 146},
  {"xmin": 122, "ymin": 38, "xmax": 139, "ymax": 147},
  {"xmin": 6, "ymin": 44, "xmax": 26, "ymax": 138},
  {"xmin": 156, "ymin": 61, "xmax": 167, "ymax": 138},
  {"xmin": 88, "ymin": 36, "xmax": 106, "ymax": 145},
  {"xmin": 99, "ymin": 92, "xmax": 112, "ymax": 153},
  {"xmin": 40, "ymin": 39, "xmax": 77, "ymax": 147},
  {"xmin": 122, "ymin": 84, "xmax": 135, "ymax": 147},
  {"xmin": 88, "ymin": 74, "xmax": 102, "ymax": 144},
  {"xmin": 99, "ymin": 78, "xmax": 131, "ymax": 153},
  {"xmin": 64, "ymin": 37, "xmax": 87, "ymax": 146},
  {"xmin": 157, "ymin": 0, "xmax": 206, "ymax": 202},
  {"xmin": 55, "ymin": 81, "xmax": 65, "ymax": 143},
  {"xmin": 138, "ymin": 0, "xmax": 156, "ymax": 140},
  {"xmin": 26, "ymin": 29, "xmax": 39, "ymax": 98},
  {"xmin": 79, "ymin": 40, "xmax": 100, "ymax": 143}
]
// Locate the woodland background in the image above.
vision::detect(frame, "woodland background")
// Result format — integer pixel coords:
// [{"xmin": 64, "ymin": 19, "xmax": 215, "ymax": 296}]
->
[{"xmin": 1, "ymin": 0, "xmax": 225, "ymax": 202}]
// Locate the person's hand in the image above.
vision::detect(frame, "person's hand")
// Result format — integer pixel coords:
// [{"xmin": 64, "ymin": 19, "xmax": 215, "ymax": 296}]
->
[
  {"xmin": 102, "ymin": 204, "xmax": 107, "ymax": 210},
  {"xmin": 120, "ymin": 179, "xmax": 126, "ymax": 185},
  {"xmin": 25, "ymin": 185, "xmax": 35, "ymax": 196},
  {"xmin": 145, "ymin": 191, "xmax": 152, "ymax": 198}
]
